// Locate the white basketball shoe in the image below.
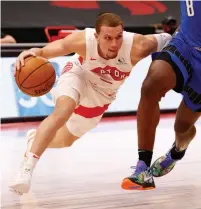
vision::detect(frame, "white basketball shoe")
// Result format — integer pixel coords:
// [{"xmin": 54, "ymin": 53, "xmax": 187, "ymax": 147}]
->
[{"xmin": 9, "ymin": 129, "xmax": 38, "ymax": 195}]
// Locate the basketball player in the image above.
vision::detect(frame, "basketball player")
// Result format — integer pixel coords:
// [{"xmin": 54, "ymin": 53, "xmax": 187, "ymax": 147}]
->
[
  {"xmin": 9, "ymin": 13, "xmax": 171, "ymax": 195},
  {"xmin": 122, "ymin": 1, "xmax": 201, "ymax": 190}
]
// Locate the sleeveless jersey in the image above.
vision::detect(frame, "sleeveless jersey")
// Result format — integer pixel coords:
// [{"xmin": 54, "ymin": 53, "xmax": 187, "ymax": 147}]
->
[
  {"xmin": 79, "ymin": 28, "xmax": 134, "ymax": 100},
  {"xmin": 180, "ymin": 0, "xmax": 201, "ymax": 47}
]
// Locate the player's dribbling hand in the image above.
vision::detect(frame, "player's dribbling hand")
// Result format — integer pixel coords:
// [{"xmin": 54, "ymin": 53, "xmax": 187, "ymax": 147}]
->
[{"xmin": 14, "ymin": 51, "xmax": 36, "ymax": 76}]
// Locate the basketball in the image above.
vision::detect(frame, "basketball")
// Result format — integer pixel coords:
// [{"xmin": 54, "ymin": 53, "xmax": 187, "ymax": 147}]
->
[{"xmin": 15, "ymin": 56, "xmax": 56, "ymax": 97}]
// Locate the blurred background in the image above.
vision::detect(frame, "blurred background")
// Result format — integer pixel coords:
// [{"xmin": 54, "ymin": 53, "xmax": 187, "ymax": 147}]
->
[{"xmin": 1, "ymin": 0, "xmax": 181, "ymax": 123}]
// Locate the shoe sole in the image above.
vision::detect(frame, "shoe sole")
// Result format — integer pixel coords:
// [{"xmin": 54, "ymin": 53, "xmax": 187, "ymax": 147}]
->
[
  {"xmin": 121, "ymin": 179, "xmax": 155, "ymax": 191},
  {"xmin": 9, "ymin": 184, "xmax": 29, "ymax": 195}
]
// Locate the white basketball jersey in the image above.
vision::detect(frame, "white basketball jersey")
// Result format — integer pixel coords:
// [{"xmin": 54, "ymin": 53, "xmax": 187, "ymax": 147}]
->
[{"xmin": 79, "ymin": 28, "xmax": 134, "ymax": 100}]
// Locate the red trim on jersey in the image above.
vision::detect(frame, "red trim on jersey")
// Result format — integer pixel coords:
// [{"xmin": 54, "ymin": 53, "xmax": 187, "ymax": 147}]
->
[
  {"xmin": 74, "ymin": 104, "xmax": 110, "ymax": 118},
  {"xmin": 78, "ymin": 56, "xmax": 84, "ymax": 64}
]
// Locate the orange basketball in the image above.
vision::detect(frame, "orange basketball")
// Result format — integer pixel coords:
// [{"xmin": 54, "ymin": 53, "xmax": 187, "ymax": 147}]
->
[{"xmin": 15, "ymin": 56, "xmax": 56, "ymax": 97}]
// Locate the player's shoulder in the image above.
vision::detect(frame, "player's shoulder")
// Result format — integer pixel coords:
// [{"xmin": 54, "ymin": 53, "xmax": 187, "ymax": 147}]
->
[
  {"xmin": 84, "ymin": 28, "xmax": 96, "ymax": 34},
  {"xmin": 123, "ymin": 30, "xmax": 135, "ymax": 38},
  {"xmin": 83, "ymin": 28, "xmax": 96, "ymax": 42},
  {"xmin": 123, "ymin": 30, "xmax": 134, "ymax": 35},
  {"xmin": 122, "ymin": 30, "xmax": 135, "ymax": 46}
]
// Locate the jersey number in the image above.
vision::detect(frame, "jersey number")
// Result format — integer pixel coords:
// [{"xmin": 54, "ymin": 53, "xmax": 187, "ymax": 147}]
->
[{"xmin": 186, "ymin": 0, "xmax": 195, "ymax": 16}]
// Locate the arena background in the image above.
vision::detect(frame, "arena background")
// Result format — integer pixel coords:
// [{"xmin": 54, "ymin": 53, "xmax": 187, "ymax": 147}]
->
[{"xmin": 1, "ymin": 1, "xmax": 182, "ymax": 123}]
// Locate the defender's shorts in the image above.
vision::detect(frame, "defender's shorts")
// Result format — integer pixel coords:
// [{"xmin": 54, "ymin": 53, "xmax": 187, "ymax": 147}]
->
[{"xmin": 152, "ymin": 32, "xmax": 201, "ymax": 112}]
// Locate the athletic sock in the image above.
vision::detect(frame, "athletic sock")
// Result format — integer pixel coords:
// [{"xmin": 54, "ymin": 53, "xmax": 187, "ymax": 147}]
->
[{"xmin": 138, "ymin": 149, "xmax": 153, "ymax": 167}]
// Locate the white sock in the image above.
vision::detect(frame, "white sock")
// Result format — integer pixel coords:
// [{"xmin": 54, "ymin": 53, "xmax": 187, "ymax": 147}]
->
[
  {"xmin": 25, "ymin": 152, "xmax": 40, "ymax": 169},
  {"xmin": 25, "ymin": 129, "xmax": 36, "ymax": 157}
]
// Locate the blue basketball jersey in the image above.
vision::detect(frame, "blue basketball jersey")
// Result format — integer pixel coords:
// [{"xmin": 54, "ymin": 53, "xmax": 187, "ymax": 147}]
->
[
  {"xmin": 152, "ymin": 0, "xmax": 201, "ymax": 111},
  {"xmin": 180, "ymin": 0, "xmax": 201, "ymax": 47}
]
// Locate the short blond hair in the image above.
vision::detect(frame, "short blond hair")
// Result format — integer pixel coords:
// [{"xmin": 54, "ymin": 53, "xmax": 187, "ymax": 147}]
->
[{"xmin": 95, "ymin": 13, "xmax": 124, "ymax": 34}]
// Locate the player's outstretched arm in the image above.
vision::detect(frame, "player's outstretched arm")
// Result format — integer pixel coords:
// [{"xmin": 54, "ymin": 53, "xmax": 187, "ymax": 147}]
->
[
  {"xmin": 37, "ymin": 31, "xmax": 86, "ymax": 59},
  {"xmin": 14, "ymin": 31, "xmax": 86, "ymax": 72},
  {"xmin": 130, "ymin": 33, "xmax": 172, "ymax": 65}
]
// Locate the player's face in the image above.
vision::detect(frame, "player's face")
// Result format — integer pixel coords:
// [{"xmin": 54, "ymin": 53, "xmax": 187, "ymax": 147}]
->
[{"xmin": 95, "ymin": 25, "xmax": 123, "ymax": 59}]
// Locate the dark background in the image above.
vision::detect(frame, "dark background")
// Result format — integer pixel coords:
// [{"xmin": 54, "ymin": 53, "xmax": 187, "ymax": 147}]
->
[{"xmin": 2, "ymin": 1, "xmax": 180, "ymax": 43}]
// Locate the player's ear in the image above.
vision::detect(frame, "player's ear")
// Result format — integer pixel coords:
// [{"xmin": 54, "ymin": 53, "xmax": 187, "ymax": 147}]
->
[
  {"xmin": 94, "ymin": 33, "xmax": 100, "ymax": 43},
  {"xmin": 94, "ymin": 32, "xmax": 98, "ymax": 40}
]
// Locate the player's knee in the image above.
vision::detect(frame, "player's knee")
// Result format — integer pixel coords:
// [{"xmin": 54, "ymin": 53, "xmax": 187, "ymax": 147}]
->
[
  {"xmin": 141, "ymin": 60, "xmax": 176, "ymax": 102},
  {"xmin": 49, "ymin": 108, "xmax": 72, "ymax": 130},
  {"xmin": 141, "ymin": 77, "xmax": 164, "ymax": 102},
  {"xmin": 51, "ymin": 108, "xmax": 70, "ymax": 124},
  {"xmin": 141, "ymin": 78, "xmax": 155, "ymax": 97},
  {"xmin": 51, "ymin": 96, "xmax": 76, "ymax": 126}
]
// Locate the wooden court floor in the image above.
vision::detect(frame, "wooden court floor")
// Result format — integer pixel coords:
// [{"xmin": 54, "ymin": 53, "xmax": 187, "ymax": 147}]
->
[{"xmin": 1, "ymin": 116, "xmax": 201, "ymax": 209}]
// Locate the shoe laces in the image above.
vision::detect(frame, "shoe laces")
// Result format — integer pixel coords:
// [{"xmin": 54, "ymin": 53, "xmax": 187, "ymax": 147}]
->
[{"xmin": 130, "ymin": 161, "xmax": 150, "ymax": 177}]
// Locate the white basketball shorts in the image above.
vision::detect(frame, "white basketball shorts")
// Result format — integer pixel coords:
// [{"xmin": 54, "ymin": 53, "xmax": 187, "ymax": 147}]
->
[{"xmin": 51, "ymin": 59, "xmax": 112, "ymax": 137}]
